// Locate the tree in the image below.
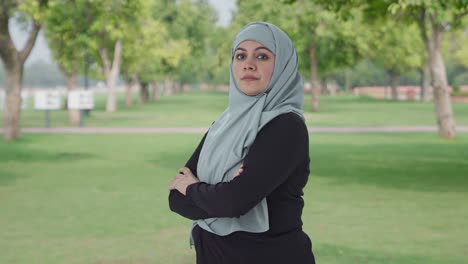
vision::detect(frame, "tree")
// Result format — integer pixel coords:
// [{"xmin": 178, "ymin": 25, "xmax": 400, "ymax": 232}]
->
[
  {"xmin": 120, "ymin": 1, "xmax": 164, "ymax": 105},
  {"xmin": 121, "ymin": 19, "xmax": 189, "ymax": 104},
  {"xmin": 121, "ymin": 0, "xmax": 190, "ymax": 105},
  {"xmin": 392, "ymin": 1, "xmax": 465, "ymax": 138},
  {"xmin": 370, "ymin": 0, "xmax": 468, "ymax": 138},
  {"xmin": 0, "ymin": 0, "xmax": 48, "ymax": 140},
  {"xmin": 367, "ymin": 20, "xmax": 423, "ymax": 100},
  {"xmin": 209, "ymin": 26, "xmax": 236, "ymax": 89},
  {"xmin": 157, "ymin": 0, "xmax": 219, "ymax": 88},
  {"xmin": 80, "ymin": 0, "xmax": 144, "ymax": 113},
  {"xmin": 45, "ymin": 0, "xmax": 90, "ymax": 125},
  {"xmin": 316, "ymin": 0, "xmax": 468, "ymax": 138}
]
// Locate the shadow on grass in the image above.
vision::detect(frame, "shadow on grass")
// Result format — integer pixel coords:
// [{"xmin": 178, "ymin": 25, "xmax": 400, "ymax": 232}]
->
[
  {"xmin": 0, "ymin": 169, "xmax": 25, "ymax": 186},
  {"xmin": 0, "ymin": 138, "xmax": 95, "ymax": 163},
  {"xmin": 311, "ymin": 141, "xmax": 468, "ymax": 193}
]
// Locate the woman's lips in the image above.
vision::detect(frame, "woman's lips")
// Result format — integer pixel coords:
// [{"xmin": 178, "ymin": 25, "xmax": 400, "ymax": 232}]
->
[{"xmin": 241, "ymin": 75, "xmax": 259, "ymax": 81}]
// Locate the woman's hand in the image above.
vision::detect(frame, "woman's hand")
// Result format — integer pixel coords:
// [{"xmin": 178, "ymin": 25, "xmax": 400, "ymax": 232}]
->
[
  {"xmin": 169, "ymin": 167, "xmax": 200, "ymax": 196},
  {"xmin": 234, "ymin": 164, "xmax": 244, "ymax": 178}
]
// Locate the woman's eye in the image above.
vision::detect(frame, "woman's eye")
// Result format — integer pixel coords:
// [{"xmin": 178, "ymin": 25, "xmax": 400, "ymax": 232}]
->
[
  {"xmin": 235, "ymin": 53, "xmax": 246, "ymax": 60},
  {"xmin": 257, "ymin": 54, "xmax": 269, "ymax": 60}
]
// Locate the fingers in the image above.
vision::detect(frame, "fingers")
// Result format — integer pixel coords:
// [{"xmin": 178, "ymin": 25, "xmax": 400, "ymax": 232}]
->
[
  {"xmin": 169, "ymin": 174, "xmax": 185, "ymax": 190},
  {"xmin": 179, "ymin": 167, "xmax": 192, "ymax": 176},
  {"xmin": 169, "ymin": 177, "xmax": 178, "ymax": 190},
  {"xmin": 169, "ymin": 167, "xmax": 196, "ymax": 193},
  {"xmin": 180, "ymin": 167, "xmax": 198, "ymax": 181},
  {"xmin": 234, "ymin": 165, "xmax": 244, "ymax": 178}
]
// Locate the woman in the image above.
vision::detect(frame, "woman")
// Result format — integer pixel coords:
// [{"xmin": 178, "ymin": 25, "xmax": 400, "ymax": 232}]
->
[{"xmin": 169, "ymin": 22, "xmax": 315, "ymax": 264}]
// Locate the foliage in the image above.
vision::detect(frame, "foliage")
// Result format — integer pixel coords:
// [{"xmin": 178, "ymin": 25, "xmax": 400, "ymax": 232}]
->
[
  {"xmin": 447, "ymin": 27, "xmax": 468, "ymax": 68},
  {"xmin": 7, "ymin": 0, "xmax": 467, "ymax": 90},
  {"xmin": 151, "ymin": 0, "xmax": 220, "ymax": 84},
  {"xmin": 23, "ymin": 61, "xmax": 64, "ymax": 86},
  {"xmin": 296, "ymin": 1, "xmax": 365, "ymax": 77},
  {"xmin": 388, "ymin": 0, "xmax": 468, "ymax": 27},
  {"xmin": 45, "ymin": 0, "xmax": 89, "ymax": 75},
  {"xmin": 367, "ymin": 19, "xmax": 423, "ymax": 76},
  {"xmin": 43, "ymin": 0, "xmax": 146, "ymax": 83},
  {"xmin": 208, "ymin": 26, "xmax": 235, "ymax": 85},
  {"xmin": 14, "ymin": 0, "xmax": 49, "ymax": 24},
  {"xmin": 86, "ymin": 0, "xmax": 144, "ymax": 72},
  {"xmin": 453, "ymin": 71, "xmax": 468, "ymax": 85},
  {"xmin": 120, "ymin": 1, "xmax": 189, "ymax": 83},
  {"xmin": 234, "ymin": 0, "xmax": 366, "ymax": 80}
]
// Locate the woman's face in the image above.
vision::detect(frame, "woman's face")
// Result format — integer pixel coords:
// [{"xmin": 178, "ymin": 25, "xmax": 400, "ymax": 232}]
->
[{"xmin": 232, "ymin": 40, "xmax": 275, "ymax": 96}]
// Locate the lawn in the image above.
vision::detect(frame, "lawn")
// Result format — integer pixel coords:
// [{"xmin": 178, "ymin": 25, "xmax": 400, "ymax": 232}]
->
[
  {"xmin": 4, "ymin": 90, "xmax": 468, "ymax": 128},
  {"xmin": 1, "ymin": 133, "xmax": 467, "ymax": 263}
]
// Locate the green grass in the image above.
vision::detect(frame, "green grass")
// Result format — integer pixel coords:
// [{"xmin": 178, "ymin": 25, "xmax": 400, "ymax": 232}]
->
[
  {"xmin": 4, "ymin": 90, "xmax": 468, "ymax": 128},
  {"xmin": 305, "ymin": 95, "xmax": 468, "ymax": 127},
  {"xmin": 1, "ymin": 133, "xmax": 467, "ymax": 263}
]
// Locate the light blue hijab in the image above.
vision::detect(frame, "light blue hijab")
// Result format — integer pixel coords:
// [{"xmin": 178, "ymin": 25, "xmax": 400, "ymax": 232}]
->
[{"xmin": 194, "ymin": 22, "xmax": 304, "ymax": 238}]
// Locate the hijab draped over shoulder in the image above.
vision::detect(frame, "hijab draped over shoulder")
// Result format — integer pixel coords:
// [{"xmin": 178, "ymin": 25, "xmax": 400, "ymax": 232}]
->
[{"xmin": 194, "ymin": 22, "xmax": 304, "ymax": 237}]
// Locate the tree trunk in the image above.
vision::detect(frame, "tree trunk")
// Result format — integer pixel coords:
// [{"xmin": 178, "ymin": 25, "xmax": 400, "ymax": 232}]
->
[
  {"xmin": 389, "ymin": 71, "xmax": 400, "ymax": 101},
  {"xmin": 99, "ymin": 39, "xmax": 122, "ymax": 113},
  {"xmin": 416, "ymin": 9, "xmax": 432, "ymax": 102},
  {"xmin": 172, "ymin": 81, "xmax": 178, "ymax": 94},
  {"xmin": 344, "ymin": 69, "xmax": 352, "ymax": 93},
  {"xmin": 65, "ymin": 71, "xmax": 80, "ymax": 126},
  {"xmin": 139, "ymin": 82, "xmax": 149, "ymax": 104},
  {"xmin": 3, "ymin": 66, "xmax": 22, "ymax": 140},
  {"xmin": 427, "ymin": 21, "xmax": 456, "ymax": 138},
  {"xmin": 309, "ymin": 42, "xmax": 320, "ymax": 112},
  {"xmin": 321, "ymin": 77, "xmax": 327, "ymax": 95},
  {"xmin": 125, "ymin": 74, "xmax": 137, "ymax": 108},
  {"xmin": 418, "ymin": 10, "xmax": 456, "ymax": 138},
  {"xmin": 152, "ymin": 82, "xmax": 161, "ymax": 102},
  {"xmin": 419, "ymin": 62, "xmax": 431, "ymax": 101},
  {"xmin": 165, "ymin": 79, "xmax": 174, "ymax": 95},
  {"xmin": 173, "ymin": 81, "xmax": 181, "ymax": 94},
  {"xmin": 125, "ymin": 81, "xmax": 133, "ymax": 108},
  {"xmin": 0, "ymin": 14, "xmax": 42, "ymax": 140},
  {"xmin": 329, "ymin": 80, "xmax": 338, "ymax": 96}
]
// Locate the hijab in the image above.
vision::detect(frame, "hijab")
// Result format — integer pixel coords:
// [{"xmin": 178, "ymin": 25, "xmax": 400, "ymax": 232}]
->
[{"xmin": 194, "ymin": 21, "xmax": 304, "ymax": 238}]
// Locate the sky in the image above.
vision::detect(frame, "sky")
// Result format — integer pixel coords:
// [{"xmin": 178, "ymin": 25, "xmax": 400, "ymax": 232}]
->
[{"xmin": 9, "ymin": 0, "xmax": 236, "ymax": 66}]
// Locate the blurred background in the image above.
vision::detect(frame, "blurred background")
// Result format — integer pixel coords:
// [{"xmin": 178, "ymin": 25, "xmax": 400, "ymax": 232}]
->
[{"xmin": 0, "ymin": 0, "xmax": 467, "ymax": 263}]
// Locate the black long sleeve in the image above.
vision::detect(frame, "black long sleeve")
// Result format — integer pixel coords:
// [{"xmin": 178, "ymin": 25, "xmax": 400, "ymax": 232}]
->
[
  {"xmin": 186, "ymin": 113, "xmax": 309, "ymax": 218},
  {"xmin": 168, "ymin": 132, "xmax": 212, "ymax": 220}
]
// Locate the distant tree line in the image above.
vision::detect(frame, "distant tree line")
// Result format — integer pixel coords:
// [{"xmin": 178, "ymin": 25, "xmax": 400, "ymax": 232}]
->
[{"xmin": 1, "ymin": 54, "xmax": 467, "ymax": 89}]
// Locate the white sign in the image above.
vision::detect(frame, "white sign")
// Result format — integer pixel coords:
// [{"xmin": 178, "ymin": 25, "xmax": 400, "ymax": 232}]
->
[
  {"xmin": 21, "ymin": 91, "xmax": 28, "ymax": 109},
  {"xmin": 0, "ymin": 91, "xmax": 28, "ymax": 110},
  {"xmin": 34, "ymin": 91, "xmax": 62, "ymax": 110},
  {"xmin": 68, "ymin": 90, "xmax": 94, "ymax": 110}
]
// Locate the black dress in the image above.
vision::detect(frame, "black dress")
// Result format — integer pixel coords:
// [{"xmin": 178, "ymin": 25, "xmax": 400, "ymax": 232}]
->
[{"xmin": 169, "ymin": 113, "xmax": 315, "ymax": 264}]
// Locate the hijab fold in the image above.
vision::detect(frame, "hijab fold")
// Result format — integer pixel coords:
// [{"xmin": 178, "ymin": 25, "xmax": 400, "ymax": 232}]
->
[{"xmin": 193, "ymin": 22, "xmax": 304, "ymax": 240}]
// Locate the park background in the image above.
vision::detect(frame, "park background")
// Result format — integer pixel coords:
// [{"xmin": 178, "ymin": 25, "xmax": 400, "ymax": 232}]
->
[{"xmin": 1, "ymin": 0, "xmax": 468, "ymax": 263}]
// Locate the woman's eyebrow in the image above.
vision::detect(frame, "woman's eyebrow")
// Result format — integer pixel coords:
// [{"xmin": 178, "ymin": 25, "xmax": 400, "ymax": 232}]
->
[
  {"xmin": 235, "ymin": 47, "xmax": 272, "ymax": 53},
  {"xmin": 255, "ymin": 47, "xmax": 272, "ymax": 52}
]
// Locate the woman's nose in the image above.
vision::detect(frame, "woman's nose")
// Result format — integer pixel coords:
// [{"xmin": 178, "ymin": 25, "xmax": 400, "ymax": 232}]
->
[{"xmin": 243, "ymin": 58, "xmax": 256, "ymax": 70}]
